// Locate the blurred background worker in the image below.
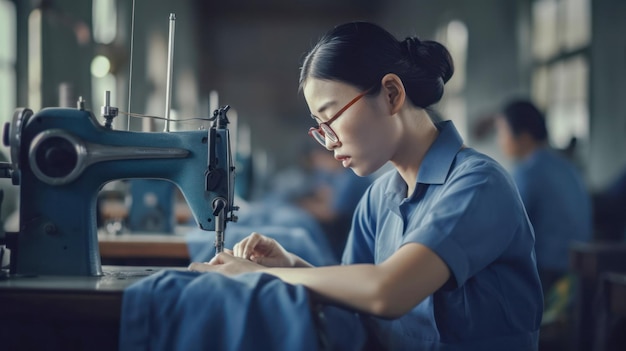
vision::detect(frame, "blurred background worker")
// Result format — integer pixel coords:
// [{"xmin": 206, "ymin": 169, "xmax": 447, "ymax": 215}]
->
[
  {"xmin": 264, "ymin": 142, "xmax": 373, "ymax": 260},
  {"xmin": 494, "ymin": 99, "xmax": 593, "ymax": 293},
  {"xmin": 295, "ymin": 147, "xmax": 373, "ymax": 260}
]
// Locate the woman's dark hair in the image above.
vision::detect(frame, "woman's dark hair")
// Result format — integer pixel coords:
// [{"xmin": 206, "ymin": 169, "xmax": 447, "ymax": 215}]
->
[
  {"xmin": 502, "ymin": 100, "xmax": 548, "ymax": 142},
  {"xmin": 299, "ymin": 22, "xmax": 454, "ymax": 109}
]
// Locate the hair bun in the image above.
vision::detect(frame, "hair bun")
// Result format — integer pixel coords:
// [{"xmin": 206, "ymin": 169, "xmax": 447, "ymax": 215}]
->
[
  {"xmin": 402, "ymin": 37, "xmax": 454, "ymax": 84},
  {"xmin": 402, "ymin": 37, "xmax": 422, "ymax": 62}
]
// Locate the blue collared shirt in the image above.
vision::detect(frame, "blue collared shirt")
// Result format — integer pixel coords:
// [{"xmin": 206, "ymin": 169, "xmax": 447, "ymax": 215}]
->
[
  {"xmin": 512, "ymin": 147, "xmax": 592, "ymax": 273},
  {"xmin": 343, "ymin": 121, "xmax": 543, "ymax": 350}
]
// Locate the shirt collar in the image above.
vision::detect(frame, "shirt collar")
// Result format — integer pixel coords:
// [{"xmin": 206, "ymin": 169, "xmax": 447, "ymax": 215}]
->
[
  {"xmin": 416, "ymin": 120, "xmax": 464, "ymax": 185},
  {"xmin": 384, "ymin": 120, "xmax": 464, "ymax": 205}
]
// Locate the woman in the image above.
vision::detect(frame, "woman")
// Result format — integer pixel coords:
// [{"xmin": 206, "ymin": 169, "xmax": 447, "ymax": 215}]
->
[{"xmin": 190, "ymin": 22, "xmax": 543, "ymax": 350}]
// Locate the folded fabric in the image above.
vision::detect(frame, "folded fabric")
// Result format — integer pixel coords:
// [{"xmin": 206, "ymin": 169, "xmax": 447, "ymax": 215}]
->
[{"xmin": 119, "ymin": 270, "xmax": 366, "ymax": 351}]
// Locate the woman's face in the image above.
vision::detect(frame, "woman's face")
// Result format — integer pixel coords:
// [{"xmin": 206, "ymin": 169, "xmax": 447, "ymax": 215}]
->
[{"xmin": 303, "ymin": 79, "xmax": 397, "ymax": 176}]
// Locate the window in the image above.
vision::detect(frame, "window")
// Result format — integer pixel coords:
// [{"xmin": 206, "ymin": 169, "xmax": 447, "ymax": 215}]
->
[
  {"xmin": 91, "ymin": 0, "xmax": 118, "ymax": 126},
  {"xmin": 93, "ymin": 0, "xmax": 117, "ymax": 45},
  {"xmin": 436, "ymin": 20, "xmax": 468, "ymax": 140},
  {"xmin": 28, "ymin": 8, "xmax": 42, "ymax": 111},
  {"xmin": 531, "ymin": 0, "xmax": 591, "ymax": 149},
  {"xmin": 0, "ymin": 0, "xmax": 17, "ymax": 126}
]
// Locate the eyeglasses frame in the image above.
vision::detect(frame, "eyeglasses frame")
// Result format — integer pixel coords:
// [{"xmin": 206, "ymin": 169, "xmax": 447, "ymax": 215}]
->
[{"xmin": 308, "ymin": 87, "xmax": 373, "ymax": 146}]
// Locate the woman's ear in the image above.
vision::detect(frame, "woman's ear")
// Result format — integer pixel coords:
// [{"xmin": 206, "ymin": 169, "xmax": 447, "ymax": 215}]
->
[{"xmin": 380, "ymin": 73, "xmax": 406, "ymax": 115}]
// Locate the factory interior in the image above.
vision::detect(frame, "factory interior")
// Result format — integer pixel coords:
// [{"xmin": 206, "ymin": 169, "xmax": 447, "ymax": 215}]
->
[{"xmin": 1, "ymin": 0, "xmax": 626, "ymax": 350}]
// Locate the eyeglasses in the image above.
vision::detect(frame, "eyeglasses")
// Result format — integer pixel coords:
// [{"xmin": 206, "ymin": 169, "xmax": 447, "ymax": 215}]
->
[{"xmin": 308, "ymin": 88, "xmax": 372, "ymax": 147}]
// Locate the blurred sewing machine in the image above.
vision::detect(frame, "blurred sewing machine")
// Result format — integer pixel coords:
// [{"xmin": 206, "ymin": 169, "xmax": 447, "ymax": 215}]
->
[{"xmin": 0, "ymin": 92, "xmax": 238, "ymax": 276}]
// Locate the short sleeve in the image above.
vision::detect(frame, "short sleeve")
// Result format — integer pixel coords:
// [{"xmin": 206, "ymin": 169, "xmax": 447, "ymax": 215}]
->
[
  {"xmin": 404, "ymin": 162, "xmax": 526, "ymax": 288},
  {"xmin": 512, "ymin": 165, "xmax": 533, "ymax": 208}
]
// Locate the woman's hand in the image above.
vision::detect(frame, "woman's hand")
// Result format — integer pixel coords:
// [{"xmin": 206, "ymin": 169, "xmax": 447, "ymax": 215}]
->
[
  {"xmin": 188, "ymin": 250, "xmax": 265, "ymax": 276},
  {"xmin": 233, "ymin": 232, "xmax": 296, "ymax": 267}
]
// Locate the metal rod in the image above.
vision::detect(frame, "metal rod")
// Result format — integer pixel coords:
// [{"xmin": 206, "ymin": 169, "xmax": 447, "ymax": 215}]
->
[
  {"xmin": 127, "ymin": 0, "xmax": 136, "ymax": 131},
  {"xmin": 164, "ymin": 13, "xmax": 176, "ymax": 132},
  {"xmin": 213, "ymin": 198, "xmax": 227, "ymax": 255}
]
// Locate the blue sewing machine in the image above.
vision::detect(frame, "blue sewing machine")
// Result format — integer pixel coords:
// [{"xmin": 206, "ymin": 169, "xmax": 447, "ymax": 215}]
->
[{"xmin": 0, "ymin": 93, "xmax": 238, "ymax": 276}]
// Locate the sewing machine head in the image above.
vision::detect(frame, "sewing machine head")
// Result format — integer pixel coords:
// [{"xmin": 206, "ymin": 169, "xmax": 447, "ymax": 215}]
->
[{"xmin": 1, "ymin": 96, "xmax": 238, "ymax": 276}]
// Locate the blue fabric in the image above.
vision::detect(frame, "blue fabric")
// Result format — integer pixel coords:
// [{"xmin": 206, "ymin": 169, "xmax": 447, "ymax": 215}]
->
[
  {"xmin": 119, "ymin": 270, "xmax": 367, "ymax": 351},
  {"xmin": 343, "ymin": 121, "xmax": 543, "ymax": 350},
  {"xmin": 512, "ymin": 148, "xmax": 592, "ymax": 273}
]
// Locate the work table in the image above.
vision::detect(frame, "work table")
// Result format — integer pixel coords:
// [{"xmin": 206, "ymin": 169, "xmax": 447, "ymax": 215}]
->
[{"xmin": 0, "ymin": 266, "xmax": 180, "ymax": 351}]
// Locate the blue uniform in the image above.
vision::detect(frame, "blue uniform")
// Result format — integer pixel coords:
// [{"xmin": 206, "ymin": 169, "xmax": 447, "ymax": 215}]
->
[
  {"xmin": 512, "ymin": 148, "xmax": 592, "ymax": 275},
  {"xmin": 343, "ymin": 121, "xmax": 543, "ymax": 350}
]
